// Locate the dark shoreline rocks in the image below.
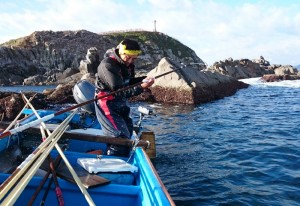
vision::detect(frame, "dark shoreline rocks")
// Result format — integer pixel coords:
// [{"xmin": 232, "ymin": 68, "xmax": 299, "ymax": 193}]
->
[{"xmin": 0, "ymin": 57, "xmax": 249, "ymax": 121}]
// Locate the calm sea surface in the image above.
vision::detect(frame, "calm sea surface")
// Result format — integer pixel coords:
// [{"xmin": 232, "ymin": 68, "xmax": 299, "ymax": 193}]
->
[
  {"xmin": 1, "ymin": 79, "xmax": 300, "ymax": 205},
  {"xmin": 0, "ymin": 85, "xmax": 56, "ymax": 93},
  {"xmin": 141, "ymin": 78, "xmax": 300, "ymax": 206}
]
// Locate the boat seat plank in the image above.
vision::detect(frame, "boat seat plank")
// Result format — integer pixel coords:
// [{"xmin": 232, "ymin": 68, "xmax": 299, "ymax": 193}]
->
[{"xmin": 40, "ymin": 159, "xmax": 110, "ymax": 189}]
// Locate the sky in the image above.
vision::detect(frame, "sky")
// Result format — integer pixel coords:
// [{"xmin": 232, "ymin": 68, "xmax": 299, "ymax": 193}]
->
[{"xmin": 0, "ymin": 0, "xmax": 300, "ymax": 66}]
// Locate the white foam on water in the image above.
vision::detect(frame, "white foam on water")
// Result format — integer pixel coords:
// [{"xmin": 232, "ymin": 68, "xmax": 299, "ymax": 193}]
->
[{"xmin": 239, "ymin": 78, "xmax": 300, "ymax": 88}]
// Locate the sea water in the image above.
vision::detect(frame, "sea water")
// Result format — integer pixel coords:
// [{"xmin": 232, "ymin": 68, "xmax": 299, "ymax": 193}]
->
[
  {"xmin": 0, "ymin": 85, "xmax": 57, "ymax": 93},
  {"xmin": 137, "ymin": 78, "xmax": 300, "ymax": 205}
]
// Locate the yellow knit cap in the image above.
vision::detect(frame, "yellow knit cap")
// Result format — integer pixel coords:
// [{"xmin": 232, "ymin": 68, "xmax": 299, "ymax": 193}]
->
[{"xmin": 119, "ymin": 42, "xmax": 141, "ymax": 56}]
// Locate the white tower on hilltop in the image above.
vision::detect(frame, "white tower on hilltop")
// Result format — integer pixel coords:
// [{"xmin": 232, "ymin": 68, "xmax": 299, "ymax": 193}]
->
[{"xmin": 153, "ymin": 20, "xmax": 157, "ymax": 32}]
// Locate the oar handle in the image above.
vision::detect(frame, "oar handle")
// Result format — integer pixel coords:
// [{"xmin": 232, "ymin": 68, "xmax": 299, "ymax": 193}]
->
[
  {"xmin": 27, "ymin": 145, "xmax": 66, "ymax": 206},
  {"xmin": 0, "ymin": 114, "xmax": 55, "ymax": 139}
]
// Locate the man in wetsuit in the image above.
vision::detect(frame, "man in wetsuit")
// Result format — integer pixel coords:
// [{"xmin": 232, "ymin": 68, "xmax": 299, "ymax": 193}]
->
[{"xmin": 95, "ymin": 39, "xmax": 154, "ymax": 156}]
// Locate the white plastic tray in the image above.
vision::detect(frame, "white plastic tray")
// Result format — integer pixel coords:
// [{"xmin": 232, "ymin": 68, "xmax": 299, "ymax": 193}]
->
[{"xmin": 77, "ymin": 158, "xmax": 138, "ymax": 173}]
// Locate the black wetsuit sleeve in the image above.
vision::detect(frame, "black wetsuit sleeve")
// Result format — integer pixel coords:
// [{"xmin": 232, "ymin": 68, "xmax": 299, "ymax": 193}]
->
[
  {"xmin": 99, "ymin": 61, "xmax": 143, "ymax": 98},
  {"xmin": 129, "ymin": 76, "xmax": 146, "ymax": 85},
  {"xmin": 114, "ymin": 85, "xmax": 143, "ymax": 98}
]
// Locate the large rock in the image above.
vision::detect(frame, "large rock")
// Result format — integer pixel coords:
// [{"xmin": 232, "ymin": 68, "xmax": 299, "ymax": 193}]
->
[
  {"xmin": 147, "ymin": 58, "xmax": 249, "ymax": 104},
  {"xmin": 259, "ymin": 61, "xmax": 300, "ymax": 82}
]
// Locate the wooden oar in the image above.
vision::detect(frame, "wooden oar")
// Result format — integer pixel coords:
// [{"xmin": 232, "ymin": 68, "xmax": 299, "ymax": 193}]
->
[
  {"xmin": 21, "ymin": 94, "xmax": 97, "ymax": 206},
  {"xmin": 21, "ymin": 93, "xmax": 64, "ymax": 206},
  {"xmin": 0, "ymin": 110, "xmax": 75, "ymax": 201},
  {"xmin": 0, "ymin": 120, "xmax": 150, "ymax": 148},
  {"xmin": 0, "ymin": 111, "xmax": 76, "ymax": 206},
  {"xmin": 1, "ymin": 126, "xmax": 69, "ymax": 205},
  {"xmin": 27, "ymin": 145, "xmax": 67, "ymax": 206},
  {"xmin": 42, "ymin": 156, "xmax": 64, "ymax": 206},
  {"xmin": 0, "ymin": 63, "xmax": 182, "ymax": 139}
]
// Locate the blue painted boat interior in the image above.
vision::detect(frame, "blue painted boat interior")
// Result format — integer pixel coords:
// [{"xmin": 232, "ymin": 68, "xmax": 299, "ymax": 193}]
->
[{"xmin": 0, "ymin": 148, "xmax": 171, "ymax": 206}]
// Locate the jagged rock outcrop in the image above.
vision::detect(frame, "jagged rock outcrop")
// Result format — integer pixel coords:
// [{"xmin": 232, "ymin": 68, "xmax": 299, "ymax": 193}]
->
[
  {"xmin": 206, "ymin": 57, "xmax": 273, "ymax": 79},
  {"xmin": 0, "ymin": 30, "xmax": 106, "ymax": 85},
  {"xmin": 0, "ymin": 30, "xmax": 204, "ymax": 86},
  {"xmin": 207, "ymin": 56, "xmax": 299, "ymax": 80}
]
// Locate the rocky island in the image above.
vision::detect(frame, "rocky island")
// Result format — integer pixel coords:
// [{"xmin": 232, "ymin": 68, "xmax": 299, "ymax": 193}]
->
[{"xmin": 0, "ymin": 30, "xmax": 298, "ymax": 120}]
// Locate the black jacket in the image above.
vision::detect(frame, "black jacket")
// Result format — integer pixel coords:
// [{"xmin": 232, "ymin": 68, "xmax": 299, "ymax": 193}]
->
[{"xmin": 96, "ymin": 48, "xmax": 143, "ymax": 98}]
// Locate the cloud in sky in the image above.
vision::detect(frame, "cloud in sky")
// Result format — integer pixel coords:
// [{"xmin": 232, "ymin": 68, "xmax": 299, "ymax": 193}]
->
[{"xmin": 0, "ymin": 0, "xmax": 299, "ymax": 66}]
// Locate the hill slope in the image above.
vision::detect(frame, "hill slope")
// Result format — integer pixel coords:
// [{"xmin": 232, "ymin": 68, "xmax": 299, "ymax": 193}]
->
[{"xmin": 0, "ymin": 30, "xmax": 204, "ymax": 85}]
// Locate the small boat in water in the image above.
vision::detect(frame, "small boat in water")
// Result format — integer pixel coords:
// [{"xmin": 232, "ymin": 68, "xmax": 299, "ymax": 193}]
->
[
  {"xmin": 0, "ymin": 107, "xmax": 174, "ymax": 206},
  {"xmin": 0, "ymin": 80, "xmax": 174, "ymax": 205}
]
